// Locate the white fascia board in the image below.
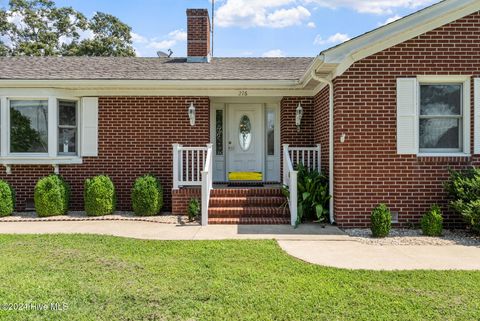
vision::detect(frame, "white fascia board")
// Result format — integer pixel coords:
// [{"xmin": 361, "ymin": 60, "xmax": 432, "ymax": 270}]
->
[
  {"xmin": 0, "ymin": 79, "xmax": 300, "ymax": 89},
  {"xmin": 315, "ymin": 0, "xmax": 480, "ymax": 79}
]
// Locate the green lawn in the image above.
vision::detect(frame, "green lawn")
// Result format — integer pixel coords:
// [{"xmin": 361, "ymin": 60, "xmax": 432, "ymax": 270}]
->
[{"xmin": 0, "ymin": 235, "xmax": 479, "ymax": 321}]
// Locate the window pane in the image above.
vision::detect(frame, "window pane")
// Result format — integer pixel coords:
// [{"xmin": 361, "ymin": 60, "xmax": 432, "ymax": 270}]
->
[
  {"xmin": 215, "ymin": 110, "xmax": 223, "ymax": 156},
  {"xmin": 238, "ymin": 115, "xmax": 252, "ymax": 151},
  {"xmin": 267, "ymin": 111, "xmax": 275, "ymax": 156},
  {"xmin": 58, "ymin": 128, "xmax": 77, "ymax": 154},
  {"xmin": 10, "ymin": 100, "xmax": 48, "ymax": 153},
  {"xmin": 419, "ymin": 118, "xmax": 459, "ymax": 149},
  {"xmin": 420, "ymin": 85, "xmax": 461, "ymax": 116},
  {"xmin": 59, "ymin": 101, "xmax": 77, "ymax": 126}
]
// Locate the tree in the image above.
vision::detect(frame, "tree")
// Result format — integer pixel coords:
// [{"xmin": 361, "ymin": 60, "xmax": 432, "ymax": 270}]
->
[
  {"xmin": 63, "ymin": 12, "xmax": 135, "ymax": 57},
  {"xmin": 0, "ymin": 0, "xmax": 135, "ymax": 57}
]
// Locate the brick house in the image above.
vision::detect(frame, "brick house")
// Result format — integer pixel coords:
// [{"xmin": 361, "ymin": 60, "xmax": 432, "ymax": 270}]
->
[{"xmin": 0, "ymin": 0, "xmax": 479, "ymax": 227}]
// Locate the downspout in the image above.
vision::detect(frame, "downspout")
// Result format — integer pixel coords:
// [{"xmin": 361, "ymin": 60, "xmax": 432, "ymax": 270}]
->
[{"xmin": 310, "ymin": 68, "xmax": 335, "ymax": 224}]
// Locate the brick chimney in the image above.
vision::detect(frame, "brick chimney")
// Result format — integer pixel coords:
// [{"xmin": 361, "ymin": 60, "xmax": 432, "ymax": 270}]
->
[{"xmin": 186, "ymin": 9, "xmax": 211, "ymax": 63}]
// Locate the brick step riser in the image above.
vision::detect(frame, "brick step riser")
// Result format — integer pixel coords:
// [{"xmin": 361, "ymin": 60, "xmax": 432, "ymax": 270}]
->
[
  {"xmin": 208, "ymin": 218, "xmax": 291, "ymax": 225},
  {"xmin": 209, "ymin": 208, "xmax": 289, "ymax": 216},
  {"xmin": 211, "ymin": 189, "xmax": 284, "ymax": 198},
  {"xmin": 209, "ymin": 198, "xmax": 286, "ymax": 207}
]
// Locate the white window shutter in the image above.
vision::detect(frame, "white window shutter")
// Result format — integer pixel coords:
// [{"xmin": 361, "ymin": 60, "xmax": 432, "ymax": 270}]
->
[
  {"xmin": 474, "ymin": 78, "xmax": 480, "ymax": 154},
  {"xmin": 81, "ymin": 97, "xmax": 99, "ymax": 157},
  {"xmin": 397, "ymin": 78, "xmax": 418, "ymax": 154}
]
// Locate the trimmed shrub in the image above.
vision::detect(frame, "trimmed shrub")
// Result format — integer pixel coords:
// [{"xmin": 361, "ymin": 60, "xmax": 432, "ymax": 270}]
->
[
  {"xmin": 84, "ymin": 175, "xmax": 116, "ymax": 216},
  {"xmin": 187, "ymin": 198, "xmax": 200, "ymax": 221},
  {"xmin": 421, "ymin": 205, "xmax": 443, "ymax": 237},
  {"xmin": 445, "ymin": 168, "xmax": 480, "ymax": 233},
  {"xmin": 0, "ymin": 180, "xmax": 15, "ymax": 217},
  {"xmin": 371, "ymin": 203, "xmax": 391, "ymax": 238},
  {"xmin": 34, "ymin": 175, "xmax": 69, "ymax": 217},
  {"xmin": 131, "ymin": 174, "xmax": 163, "ymax": 216}
]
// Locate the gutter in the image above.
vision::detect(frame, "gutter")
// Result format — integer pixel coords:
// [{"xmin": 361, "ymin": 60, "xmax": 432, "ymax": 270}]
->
[{"xmin": 310, "ymin": 68, "xmax": 335, "ymax": 224}]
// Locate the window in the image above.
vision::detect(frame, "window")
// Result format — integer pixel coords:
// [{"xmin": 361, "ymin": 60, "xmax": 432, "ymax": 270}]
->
[
  {"xmin": 58, "ymin": 100, "xmax": 78, "ymax": 155},
  {"xmin": 238, "ymin": 115, "xmax": 252, "ymax": 151},
  {"xmin": 266, "ymin": 110, "xmax": 275, "ymax": 156},
  {"xmin": 419, "ymin": 84, "xmax": 462, "ymax": 152},
  {"xmin": 10, "ymin": 100, "xmax": 48, "ymax": 153},
  {"xmin": 215, "ymin": 109, "xmax": 223, "ymax": 156}
]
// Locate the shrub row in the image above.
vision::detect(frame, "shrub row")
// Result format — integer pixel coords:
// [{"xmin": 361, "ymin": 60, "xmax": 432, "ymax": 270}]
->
[
  {"xmin": 370, "ymin": 203, "xmax": 443, "ymax": 238},
  {"xmin": 0, "ymin": 174, "xmax": 164, "ymax": 217}
]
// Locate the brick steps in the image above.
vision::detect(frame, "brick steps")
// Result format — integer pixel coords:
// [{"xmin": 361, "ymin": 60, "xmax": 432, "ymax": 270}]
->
[
  {"xmin": 208, "ymin": 187, "xmax": 290, "ymax": 225},
  {"xmin": 208, "ymin": 217, "xmax": 291, "ymax": 225},
  {"xmin": 209, "ymin": 196, "xmax": 286, "ymax": 207}
]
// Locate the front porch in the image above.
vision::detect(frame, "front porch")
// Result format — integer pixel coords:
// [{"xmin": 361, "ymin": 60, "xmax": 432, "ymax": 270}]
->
[{"xmin": 172, "ymin": 143, "xmax": 322, "ymax": 225}]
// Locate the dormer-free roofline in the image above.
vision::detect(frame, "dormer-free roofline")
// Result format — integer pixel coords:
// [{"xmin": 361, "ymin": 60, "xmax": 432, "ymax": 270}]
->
[{"xmin": 303, "ymin": 0, "xmax": 480, "ymax": 84}]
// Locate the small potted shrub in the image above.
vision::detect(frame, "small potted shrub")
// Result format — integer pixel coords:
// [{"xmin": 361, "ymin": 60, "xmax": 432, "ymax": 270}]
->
[
  {"xmin": 131, "ymin": 174, "xmax": 163, "ymax": 216},
  {"xmin": 0, "ymin": 180, "xmax": 15, "ymax": 217},
  {"xmin": 371, "ymin": 203, "xmax": 391, "ymax": 238},
  {"xmin": 421, "ymin": 205, "xmax": 443, "ymax": 236},
  {"xmin": 34, "ymin": 175, "xmax": 69, "ymax": 217},
  {"xmin": 84, "ymin": 175, "xmax": 116, "ymax": 216},
  {"xmin": 187, "ymin": 198, "xmax": 200, "ymax": 221}
]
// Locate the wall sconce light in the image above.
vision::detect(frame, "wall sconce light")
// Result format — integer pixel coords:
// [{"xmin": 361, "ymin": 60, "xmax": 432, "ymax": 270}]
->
[
  {"xmin": 188, "ymin": 102, "xmax": 196, "ymax": 126},
  {"xmin": 295, "ymin": 103, "xmax": 303, "ymax": 132}
]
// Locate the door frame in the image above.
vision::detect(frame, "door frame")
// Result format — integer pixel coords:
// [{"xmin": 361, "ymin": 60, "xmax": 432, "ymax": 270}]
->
[
  {"xmin": 225, "ymin": 103, "xmax": 265, "ymax": 181},
  {"xmin": 210, "ymin": 97, "xmax": 281, "ymax": 182}
]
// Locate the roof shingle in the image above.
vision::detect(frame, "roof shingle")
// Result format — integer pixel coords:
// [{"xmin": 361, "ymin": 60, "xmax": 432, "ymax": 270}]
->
[{"xmin": 0, "ymin": 57, "xmax": 314, "ymax": 81}]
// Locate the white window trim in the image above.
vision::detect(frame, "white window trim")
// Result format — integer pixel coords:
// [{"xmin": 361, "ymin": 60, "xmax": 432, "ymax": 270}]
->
[
  {"xmin": 0, "ymin": 93, "xmax": 83, "ymax": 165},
  {"xmin": 416, "ymin": 75, "xmax": 471, "ymax": 157},
  {"xmin": 57, "ymin": 98, "xmax": 80, "ymax": 156}
]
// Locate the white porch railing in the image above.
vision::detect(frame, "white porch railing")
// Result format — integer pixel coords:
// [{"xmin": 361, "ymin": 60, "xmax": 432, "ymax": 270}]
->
[
  {"xmin": 283, "ymin": 144, "xmax": 321, "ymax": 226},
  {"xmin": 173, "ymin": 144, "xmax": 213, "ymax": 226}
]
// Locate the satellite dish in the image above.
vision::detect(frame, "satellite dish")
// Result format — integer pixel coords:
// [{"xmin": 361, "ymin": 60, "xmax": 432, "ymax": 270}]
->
[{"xmin": 157, "ymin": 49, "xmax": 174, "ymax": 58}]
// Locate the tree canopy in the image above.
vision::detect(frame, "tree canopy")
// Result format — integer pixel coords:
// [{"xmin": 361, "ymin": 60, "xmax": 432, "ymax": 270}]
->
[{"xmin": 0, "ymin": 0, "xmax": 136, "ymax": 56}]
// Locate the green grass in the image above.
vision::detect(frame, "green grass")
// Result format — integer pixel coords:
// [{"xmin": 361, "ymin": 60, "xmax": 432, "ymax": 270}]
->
[{"xmin": 0, "ymin": 235, "xmax": 479, "ymax": 321}]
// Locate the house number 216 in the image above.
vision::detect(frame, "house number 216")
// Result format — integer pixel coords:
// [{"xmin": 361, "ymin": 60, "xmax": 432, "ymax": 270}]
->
[{"xmin": 239, "ymin": 90, "xmax": 248, "ymax": 96}]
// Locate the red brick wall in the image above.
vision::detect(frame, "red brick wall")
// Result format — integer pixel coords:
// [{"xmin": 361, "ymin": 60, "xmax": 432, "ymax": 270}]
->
[
  {"xmin": 1, "ymin": 97, "xmax": 210, "ymax": 212},
  {"xmin": 333, "ymin": 12, "xmax": 480, "ymax": 228},
  {"xmin": 280, "ymin": 97, "xmax": 314, "ymax": 147},
  {"xmin": 172, "ymin": 188, "xmax": 201, "ymax": 215},
  {"xmin": 187, "ymin": 9, "xmax": 210, "ymax": 58},
  {"xmin": 314, "ymin": 86, "xmax": 330, "ymax": 172}
]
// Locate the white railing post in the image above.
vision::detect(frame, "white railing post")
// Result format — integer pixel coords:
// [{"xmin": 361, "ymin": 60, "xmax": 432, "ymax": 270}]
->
[
  {"xmin": 172, "ymin": 144, "xmax": 180, "ymax": 189},
  {"xmin": 290, "ymin": 170, "xmax": 298, "ymax": 226},
  {"xmin": 201, "ymin": 171, "xmax": 209, "ymax": 226},
  {"xmin": 207, "ymin": 143, "xmax": 213, "ymax": 190},
  {"xmin": 282, "ymin": 144, "xmax": 289, "ymax": 185},
  {"xmin": 316, "ymin": 144, "xmax": 321, "ymax": 172},
  {"xmin": 201, "ymin": 144, "xmax": 213, "ymax": 226}
]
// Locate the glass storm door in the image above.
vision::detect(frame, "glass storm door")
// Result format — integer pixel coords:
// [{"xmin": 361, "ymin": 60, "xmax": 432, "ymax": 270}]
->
[{"xmin": 226, "ymin": 104, "xmax": 264, "ymax": 180}]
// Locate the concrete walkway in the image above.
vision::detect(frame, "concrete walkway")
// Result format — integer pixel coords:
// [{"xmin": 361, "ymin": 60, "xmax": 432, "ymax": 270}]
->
[
  {"xmin": 1, "ymin": 221, "xmax": 479, "ymax": 270},
  {"xmin": 0, "ymin": 221, "xmax": 346, "ymax": 240},
  {"xmin": 279, "ymin": 240, "xmax": 480, "ymax": 270}
]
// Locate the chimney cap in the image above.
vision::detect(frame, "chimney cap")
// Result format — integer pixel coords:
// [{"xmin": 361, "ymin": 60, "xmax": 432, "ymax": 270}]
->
[{"xmin": 186, "ymin": 8, "xmax": 209, "ymax": 16}]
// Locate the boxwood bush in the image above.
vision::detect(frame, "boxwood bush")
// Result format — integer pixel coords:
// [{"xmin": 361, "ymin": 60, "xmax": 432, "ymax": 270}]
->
[
  {"xmin": 85, "ymin": 175, "xmax": 116, "ymax": 216},
  {"xmin": 34, "ymin": 175, "xmax": 69, "ymax": 217},
  {"xmin": 421, "ymin": 205, "xmax": 443, "ymax": 237},
  {"xmin": 445, "ymin": 168, "xmax": 480, "ymax": 233},
  {"xmin": 371, "ymin": 203, "xmax": 391, "ymax": 238},
  {"xmin": 131, "ymin": 174, "xmax": 163, "ymax": 216},
  {"xmin": 0, "ymin": 180, "xmax": 15, "ymax": 217}
]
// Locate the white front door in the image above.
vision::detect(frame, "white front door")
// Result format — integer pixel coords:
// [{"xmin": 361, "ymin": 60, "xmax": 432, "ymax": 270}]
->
[{"xmin": 226, "ymin": 104, "xmax": 264, "ymax": 180}]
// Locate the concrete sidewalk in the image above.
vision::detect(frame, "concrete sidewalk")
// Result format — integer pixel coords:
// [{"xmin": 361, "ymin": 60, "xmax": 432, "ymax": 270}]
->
[
  {"xmin": 0, "ymin": 220, "xmax": 347, "ymax": 241},
  {"xmin": 279, "ymin": 240, "xmax": 480, "ymax": 270},
  {"xmin": 1, "ymin": 221, "xmax": 479, "ymax": 270}
]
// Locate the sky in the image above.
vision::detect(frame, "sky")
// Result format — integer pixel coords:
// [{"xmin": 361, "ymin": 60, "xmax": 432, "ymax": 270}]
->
[{"xmin": 0, "ymin": 0, "xmax": 442, "ymax": 58}]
